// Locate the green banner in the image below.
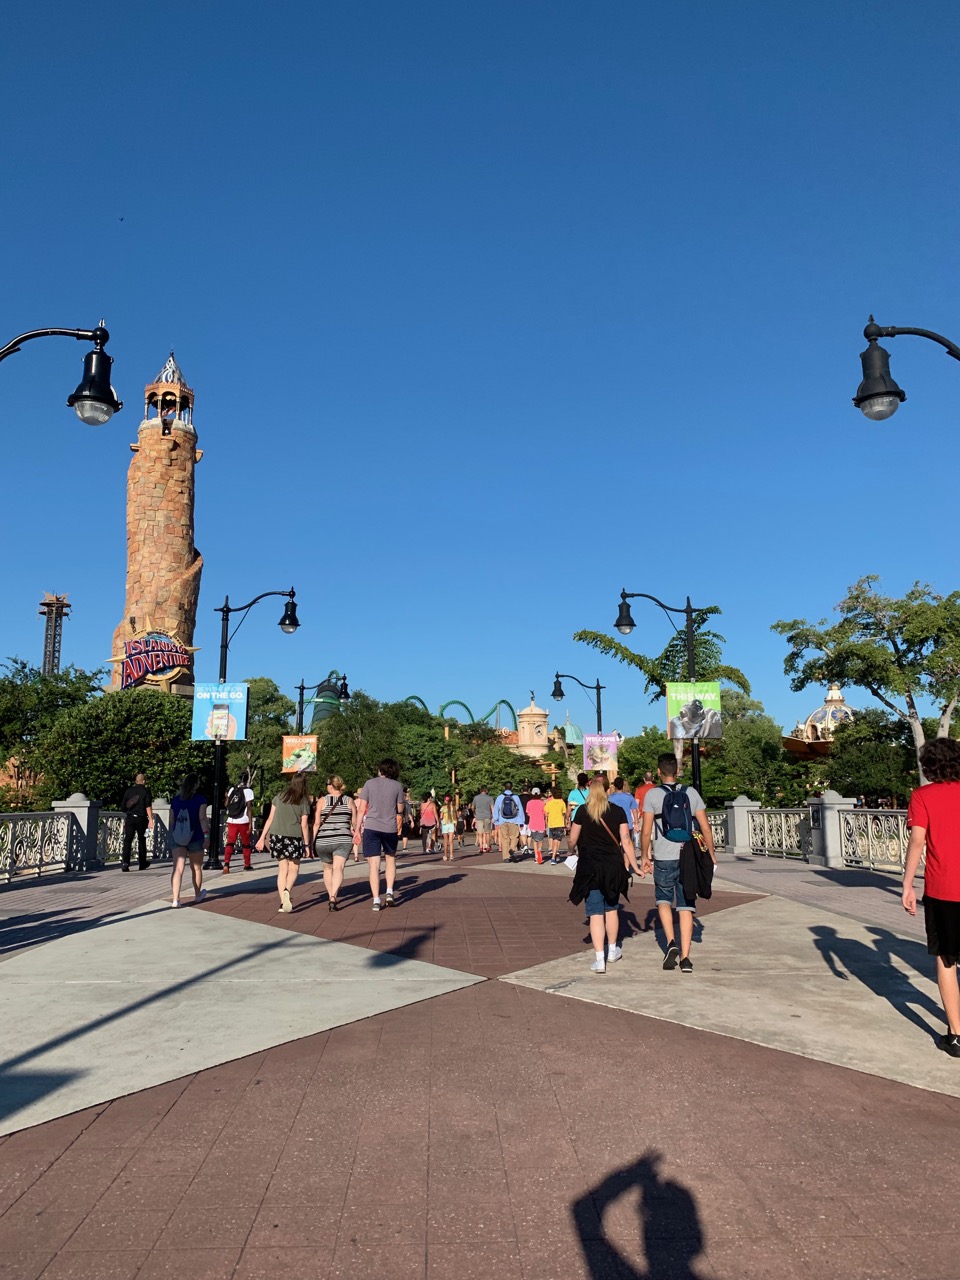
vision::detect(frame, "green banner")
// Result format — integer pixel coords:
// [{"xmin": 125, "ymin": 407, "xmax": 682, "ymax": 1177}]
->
[{"xmin": 666, "ymin": 682, "xmax": 722, "ymax": 739}]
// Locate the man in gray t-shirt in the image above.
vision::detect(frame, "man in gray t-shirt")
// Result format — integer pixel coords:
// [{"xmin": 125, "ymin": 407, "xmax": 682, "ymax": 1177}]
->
[
  {"xmin": 640, "ymin": 753, "xmax": 716, "ymax": 975},
  {"xmin": 472, "ymin": 788, "xmax": 494, "ymax": 852},
  {"xmin": 355, "ymin": 759, "xmax": 405, "ymax": 911}
]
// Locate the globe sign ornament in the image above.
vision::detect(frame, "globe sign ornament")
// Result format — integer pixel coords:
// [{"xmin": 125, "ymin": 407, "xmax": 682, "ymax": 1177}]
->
[{"xmin": 107, "ymin": 622, "xmax": 199, "ymax": 691}]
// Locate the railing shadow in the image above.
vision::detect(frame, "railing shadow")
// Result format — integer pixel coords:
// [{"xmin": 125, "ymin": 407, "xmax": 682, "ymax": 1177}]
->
[
  {"xmin": 0, "ymin": 902, "xmax": 181, "ymax": 958},
  {"xmin": 809, "ymin": 924, "xmax": 942, "ymax": 1039},
  {"xmin": 572, "ymin": 1150, "xmax": 705, "ymax": 1279}
]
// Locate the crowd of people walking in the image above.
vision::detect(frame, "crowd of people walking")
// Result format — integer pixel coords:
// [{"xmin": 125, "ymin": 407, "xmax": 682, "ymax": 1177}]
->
[{"xmin": 121, "ymin": 739, "xmax": 960, "ymax": 1058}]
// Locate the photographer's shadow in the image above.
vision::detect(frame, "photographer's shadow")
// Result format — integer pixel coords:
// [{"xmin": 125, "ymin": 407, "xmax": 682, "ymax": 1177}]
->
[{"xmin": 572, "ymin": 1150, "xmax": 705, "ymax": 1279}]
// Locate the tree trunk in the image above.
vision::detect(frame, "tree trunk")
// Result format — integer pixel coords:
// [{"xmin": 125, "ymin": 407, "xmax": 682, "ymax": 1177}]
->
[{"xmin": 908, "ymin": 712, "xmax": 927, "ymax": 783}]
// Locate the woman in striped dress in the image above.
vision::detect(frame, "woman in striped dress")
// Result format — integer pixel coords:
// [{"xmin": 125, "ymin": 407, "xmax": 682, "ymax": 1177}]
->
[{"xmin": 313, "ymin": 775, "xmax": 356, "ymax": 911}]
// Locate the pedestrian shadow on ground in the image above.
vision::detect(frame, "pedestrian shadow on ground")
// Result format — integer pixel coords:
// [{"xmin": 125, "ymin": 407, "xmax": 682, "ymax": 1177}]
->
[
  {"xmin": 580, "ymin": 911, "xmax": 705, "ymax": 951},
  {"xmin": 810, "ymin": 925, "xmax": 942, "ymax": 1039},
  {"xmin": 364, "ymin": 928, "xmax": 438, "ymax": 967},
  {"xmin": 572, "ymin": 1149, "xmax": 705, "ymax": 1279},
  {"xmin": 814, "ymin": 868, "xmax": 906, "ymax": 897}
]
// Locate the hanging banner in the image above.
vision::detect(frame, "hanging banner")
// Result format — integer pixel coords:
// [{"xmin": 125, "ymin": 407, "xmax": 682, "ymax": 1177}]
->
[
  {"xmin": 666, "ymin": 682, "xmax": 723, "ymax": 739},
  {"xmin": 282, "ymin": 735, "xmax": 318, "ymax": 773},
  {"xmin": 583, "ymin": 733, "xmax": 619, "ymax": 774},
  {"xmin": 191, "ymin": 682, "xmax": 249, "ymax": 741}
]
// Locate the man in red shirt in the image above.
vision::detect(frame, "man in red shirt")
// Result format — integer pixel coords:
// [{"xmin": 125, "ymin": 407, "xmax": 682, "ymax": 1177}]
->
[
  {"xmin": 633, "ymin": 772, "xmax": 656, "ymax": 854},
  {"xmin": 903, "ymin": 738, "xmax": 960, "ymax": 1058}
]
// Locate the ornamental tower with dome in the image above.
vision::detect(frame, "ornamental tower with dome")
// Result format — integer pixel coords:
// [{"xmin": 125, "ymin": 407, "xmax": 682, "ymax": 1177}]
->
[
  {"xmin": 784, "ymin": 684, "xmax": 855, "ymax": 757},
  {"xmin": 108, "ymin": 354, "xmax": 202, "ymax": 693},
  {"xmin": 515, "ymin": 694, "xmax": 550, "ymax": 758}
]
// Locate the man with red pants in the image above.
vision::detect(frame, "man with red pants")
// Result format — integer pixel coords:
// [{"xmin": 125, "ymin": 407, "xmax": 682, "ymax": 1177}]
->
[{"xmin": 223, "ymin": 770, "xmax": 255, "ymax": 872}]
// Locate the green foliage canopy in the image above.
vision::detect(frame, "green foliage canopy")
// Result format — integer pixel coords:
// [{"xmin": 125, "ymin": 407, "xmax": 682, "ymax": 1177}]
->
[
  {"xmin": 38, "ymin": 687, "xmax": 212, "ymax": 808},
  {"xmin": 773, "ymin": 577, "xmax": 960, "ymax": 766},
  {"xmin": 0, "ymin": 660, "xmax": 105, "ymax": 809}
]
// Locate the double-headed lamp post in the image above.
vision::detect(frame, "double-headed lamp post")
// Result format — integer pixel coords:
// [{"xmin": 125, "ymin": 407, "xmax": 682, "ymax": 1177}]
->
[
  {"xmin": 614, "ymin": 588, "xmax": 705, "ymax": 795},
  {"xmin": 853, "ymin": 315, "xmax": 960, "ymax": 421},
  {"xmin": 296, "ymin": 672, "xmax": 350, "ymax": 734},
  {"xmin": 205, "ymin": 588, "xmax": 300, "ymax": 870},
  {"xmin": 0, "ymin": 321, "xmax": 122, "ymax": 424},
  {"xmin": 551, "ymin": 673, "xmax": 605, "ymax": 735}
]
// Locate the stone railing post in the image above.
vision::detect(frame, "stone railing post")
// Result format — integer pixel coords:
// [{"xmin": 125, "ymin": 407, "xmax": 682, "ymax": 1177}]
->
[
  {"xmin": 806, "ymin": 790, "xmax": 856, "ymax": 868},
  {"xmin": 724, "ymin": 795, "xmax": 761, "ymax": 856},
  {"xmin": 52, "ymin": 792, "xmax": 102, "ymax": 873},
  {"xmin": 150, "ymin": 799, "xmax": 172, "ymax": 860}
]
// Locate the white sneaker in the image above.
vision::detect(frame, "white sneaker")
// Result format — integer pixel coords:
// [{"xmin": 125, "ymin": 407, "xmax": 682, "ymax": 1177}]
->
[
  {"xmin": 590, "ymin": 958, "xmax": 606, "ymax": 974},
  {"xmin": 608, "ymin": 945, "xmax": 623, "ymax": 964},
  {"xmin": 171, "ymin": 899, "xmax": 181, "ymax": 909}
]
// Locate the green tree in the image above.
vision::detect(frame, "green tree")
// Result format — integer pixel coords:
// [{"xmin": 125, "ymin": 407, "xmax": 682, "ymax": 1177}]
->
[
  {"xmin": 456, "ymin": 741, "xmax": 541, "ymax": 800},
  {"xmin": 698, "ymin": 691, "xmax": 787, "ymax": 806},
  {"xmin": 37, "ymin": 687, "xmax": 212, "ymax": 808},
  {"xmin": 225, "ymin": 677, "xmax": 297, "ymax": 808},
  {"xmin": 617, "ymin": 726, "xmax": 673, "ymax": 785},
  {"xmin": 0, "ymin": 660, "xmax": 105, "ymax": 809},
  {"xmin": 773, "ymin": 577, "xmax": 960, "ymax": 769},
  {"xmin": 826, "ymin": 709, "xmax": 917, "ymax": 805}
]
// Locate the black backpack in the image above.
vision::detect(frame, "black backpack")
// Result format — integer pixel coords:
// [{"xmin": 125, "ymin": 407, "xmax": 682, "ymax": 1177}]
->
[
  {"xmin": 226, "ymin": 786, "xmax": 247, "ymax": 819},
  {"xmin": 658, "ymin": 784, "xmax": 693, "ymax": 843}
]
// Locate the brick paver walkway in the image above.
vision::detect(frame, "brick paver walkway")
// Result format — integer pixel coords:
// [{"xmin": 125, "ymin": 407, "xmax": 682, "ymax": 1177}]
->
[{"xmin": 0, "ymin": 852, "xmax": 957, "ymax": 1279}]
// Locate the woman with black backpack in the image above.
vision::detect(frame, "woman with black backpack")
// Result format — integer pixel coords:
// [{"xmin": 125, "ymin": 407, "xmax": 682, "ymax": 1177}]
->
[{"xmin": 313, "ymin": 775, "xmax": 356, "ymax": 911}]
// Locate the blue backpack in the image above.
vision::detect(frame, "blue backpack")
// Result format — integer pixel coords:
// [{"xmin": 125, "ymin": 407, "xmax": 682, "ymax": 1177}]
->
[
  {"xmin": 501, "ymin": 793, "xmax": 519, "ymax": 820},
  {"xmin": 659, "ymin": 784, "xmax": 693, "ymax": 843}
]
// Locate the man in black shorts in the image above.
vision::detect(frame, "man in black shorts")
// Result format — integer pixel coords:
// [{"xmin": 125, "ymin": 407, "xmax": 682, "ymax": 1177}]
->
[
  {"xmin": 355, "ymin": 758, "xmax": 405, "ymax": 912},
  {"xmin": 903, "ymin": 738, "xmax": 960, "ymax": 1057}
]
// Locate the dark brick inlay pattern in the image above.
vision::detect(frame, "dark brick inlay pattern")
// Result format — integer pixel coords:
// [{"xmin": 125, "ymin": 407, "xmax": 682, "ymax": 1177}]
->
[{"xmin": 199, "ymin": 856, "xmax": 760, "ymax": 977}]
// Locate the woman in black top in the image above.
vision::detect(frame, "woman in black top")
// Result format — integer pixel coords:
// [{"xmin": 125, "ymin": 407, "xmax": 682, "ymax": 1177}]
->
[{"xmin": 569, "ymin": 776, "xmax": 641, "ymax": 974}]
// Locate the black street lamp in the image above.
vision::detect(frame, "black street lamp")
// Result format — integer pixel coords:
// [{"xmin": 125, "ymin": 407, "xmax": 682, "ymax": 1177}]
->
[
  {"xmin": 615, "ymin": 588, "xmax": 707, "ymax": 794},
  {"xmin": 295, "ymin": 671, "xmax": 350, "ymax": 734},
  {"xmin": 0, "ymin": 321, "xmax": 122, "ymax": 424},
  {"xmin": 854, "ymin": 315, "xmax": 960, "ymax": 422},
  {"xmin": 205, "ymin": 588, "xmax": 300, "ymax": 869},
  {"xmin": 551, "ymin": 672, "xmax": 605, "ymax": 735}
]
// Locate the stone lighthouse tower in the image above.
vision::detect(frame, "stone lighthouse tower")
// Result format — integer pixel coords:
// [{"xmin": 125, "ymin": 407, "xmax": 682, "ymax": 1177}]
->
[{"xmin": 109, "ymin": 354, "xmax": 202, "ymax": 692}]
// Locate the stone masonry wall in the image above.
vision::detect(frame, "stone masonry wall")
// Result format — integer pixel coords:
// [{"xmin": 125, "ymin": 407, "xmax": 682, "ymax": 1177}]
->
[{"xmin": 110, "ymin": 418, "xmax": 203, "ymax": 686}]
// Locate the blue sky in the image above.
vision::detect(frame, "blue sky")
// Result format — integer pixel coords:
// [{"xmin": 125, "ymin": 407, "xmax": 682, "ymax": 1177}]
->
[{"xmin": 2, "ymin": 1, "xmax": 958, "ymax": 737}]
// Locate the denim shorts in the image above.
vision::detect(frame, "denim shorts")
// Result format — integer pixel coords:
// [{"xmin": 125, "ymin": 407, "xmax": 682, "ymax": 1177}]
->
[
  {"xmin": 653, "ymin": 859, "xmax": 692, "ymax": 911},
  {"xmin": 584, "ymin": 888, "xmax": 619, "ymax": 916}
]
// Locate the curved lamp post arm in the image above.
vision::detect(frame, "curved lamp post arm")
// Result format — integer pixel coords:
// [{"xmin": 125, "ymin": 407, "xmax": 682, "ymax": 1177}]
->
[
  {"xmin": 867, "ymin": 321, "xmax": 960, "ymax": 362},
  {"xmin": 553, "ymin": 673, "xmax": 605, "ymax": 734},
  {"xmin": 555, "ymin": 672, "xmax": 605, "ymax": 694},
  {"xmin": 0, "ymin": 325, "xmax": 107, "ymax": 365}
]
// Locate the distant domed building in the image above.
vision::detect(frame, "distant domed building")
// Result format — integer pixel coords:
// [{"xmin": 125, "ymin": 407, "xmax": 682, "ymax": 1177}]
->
[{"xmin": 784, "ymin": 684, "xmax": 855, "ymax": 757}]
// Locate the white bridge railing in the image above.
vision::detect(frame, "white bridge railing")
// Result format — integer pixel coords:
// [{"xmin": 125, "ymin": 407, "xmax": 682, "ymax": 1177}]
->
[
  {"xmin": 838, "ymin": 808, "xmax": 910, "ymax": 874},
  {"xmin": 747, "ymin": 808, "xmax": 809, "ymax": 859},
  {"xmin": 0, "ymin": 812, "xmax": 87, "ymax": 883},
  {"xmin": 97, "ymin": 813, "xmax": 171, "ymax": 865}
]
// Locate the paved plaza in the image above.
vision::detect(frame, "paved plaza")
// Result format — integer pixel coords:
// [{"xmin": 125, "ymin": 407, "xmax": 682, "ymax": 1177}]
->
[{"xmin": 0, "ymin": 846, "xmax": 957, "ymax": 1279}]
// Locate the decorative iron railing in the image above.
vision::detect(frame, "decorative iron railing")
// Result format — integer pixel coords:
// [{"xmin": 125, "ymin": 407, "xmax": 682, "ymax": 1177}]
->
[
  {"xmin": 0, "ymin": 812, "xmax": 86, "ymax": 882},
  {"xmin": 97, "ymin": 813, "xmax": 171, "ymax": 864},
  {"xmin": 707, "ymin": 812, "xmax": 727, "ymax": 850},
  {"xmin": 748, "ymin": 808, "xmax": 808, "ymax": 859},
  {"xmin": 838, "ymin": 808, "xmax": 910, "ymax": 873}
]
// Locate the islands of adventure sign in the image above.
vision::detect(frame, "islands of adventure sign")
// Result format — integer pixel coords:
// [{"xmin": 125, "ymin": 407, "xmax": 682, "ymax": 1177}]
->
[{"xmin": 110, "ymin": 629, "xmax": 196, "ymax": 690}]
